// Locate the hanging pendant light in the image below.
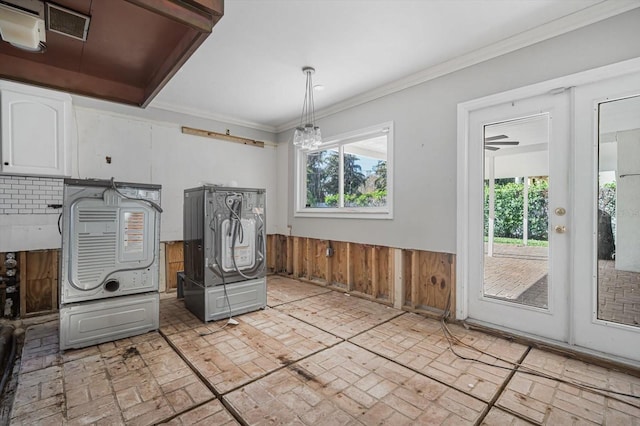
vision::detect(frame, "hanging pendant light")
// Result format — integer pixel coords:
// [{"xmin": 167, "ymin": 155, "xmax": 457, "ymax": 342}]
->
[{"xmin": 293, "ymin": 67, "xmax": 322, "ymax": 150}]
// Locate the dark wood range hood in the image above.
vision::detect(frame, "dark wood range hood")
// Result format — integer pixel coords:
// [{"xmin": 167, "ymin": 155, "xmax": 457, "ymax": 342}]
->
[{"xmin": 0, "ymin": 0, "xmax": 223, "ymax": 107}]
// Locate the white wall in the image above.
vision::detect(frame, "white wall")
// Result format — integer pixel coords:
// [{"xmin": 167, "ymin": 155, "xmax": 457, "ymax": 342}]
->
[
  {"xmin": 279, "ymin": 9, "xmax": 640, "ymax": 254},
  {"xmin": 0, "ymin": 98, "xmax": 278, "ymax": 251},
  {"xmin": 76, "ymin": 108, "xmax": 279, "ymax": 242}
]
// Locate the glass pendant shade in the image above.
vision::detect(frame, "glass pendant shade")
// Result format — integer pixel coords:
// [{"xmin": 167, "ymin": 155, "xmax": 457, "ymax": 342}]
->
[{"xmin": 293, "ymin": 67, "xmax": 321, "ymax": 150}]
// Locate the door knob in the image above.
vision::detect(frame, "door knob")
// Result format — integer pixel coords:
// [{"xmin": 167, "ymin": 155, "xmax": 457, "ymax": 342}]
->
[
  {"xmin": 555, "ymin": 225, "xmax": 566, "ymax": 233},
  {"xmin": 555, "ymin": 207, "xmax": 566, "ymax": 216}
]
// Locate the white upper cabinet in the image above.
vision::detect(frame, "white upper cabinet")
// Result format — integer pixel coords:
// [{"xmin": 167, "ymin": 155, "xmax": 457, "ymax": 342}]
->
[{"xmin": 1, "ymin": 81, "xmax": 72, "ymax": 177}]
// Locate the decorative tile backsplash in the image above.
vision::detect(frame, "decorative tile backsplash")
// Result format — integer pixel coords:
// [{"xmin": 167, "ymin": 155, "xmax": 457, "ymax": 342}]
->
[{"xmin": 0, "ymin": 176, "xmax": 63, "ymax": 214}]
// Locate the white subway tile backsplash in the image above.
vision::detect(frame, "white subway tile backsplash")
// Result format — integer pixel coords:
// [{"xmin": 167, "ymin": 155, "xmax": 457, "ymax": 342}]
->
[{"xmin": 0, "ymin": 175, "xmax": 63, "ymax": 215}]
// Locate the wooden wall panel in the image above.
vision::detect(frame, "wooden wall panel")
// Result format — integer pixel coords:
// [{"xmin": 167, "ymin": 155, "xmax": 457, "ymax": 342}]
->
[
  {"xmin": 23, "ymin": 250, "xmax": 58, "ymax": 316},
  {"xmin": 267, "ymin": 234, "xmax": 276, "ymax": 271},
  {"xmin": 330, "ymin": 241, "xmax": 349, "ymax": 289},
  {"xmin": 286, "ymin": 237, "xmax": 294, "ymax": 274},
  {"xmin": 292, "ymin": 237, "xmax": 309, "ymax": 278},
  {"xmin": 277, "ymin": 235, "xmax": 289, "ymax": 273},
  {"xmin": 375, "ymin": 246, "xmax": 391, "ymax": 300},
  {"xmin": 165, "ymin": 241, "xmax": 184, "ymax": 291},
  {"xmin": 415, "ymin": 251, "xmax": 452, "ymax": 312},
  {"xmin": 267, "ymin": 234, "xmax": 289, "ymax": 273},
  {"xmin": 8, "ymin": 235, "xmax": 456, "ymax": 319},
  {"xmin": 309, "ymin": 239, "xmax": 327, "ymax": 281},
  {"xmin": 352, "ymin": 244, "xmax": 373, "ymax": 296},
  {"xmin": 403, "ymin": 250, "xmax": 413, "ymax": 307}
]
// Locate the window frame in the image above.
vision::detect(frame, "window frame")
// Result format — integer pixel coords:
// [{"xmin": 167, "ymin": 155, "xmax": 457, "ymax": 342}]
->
[{"xmin": 294, "ymin": 121, "xmax": 394, "ymax": 219}]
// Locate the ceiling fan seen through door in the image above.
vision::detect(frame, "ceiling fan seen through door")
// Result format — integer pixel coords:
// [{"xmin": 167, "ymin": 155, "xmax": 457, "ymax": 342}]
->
[{"xmin": 484, "ymin": 134, "xmax": 520, "ymax": 151}]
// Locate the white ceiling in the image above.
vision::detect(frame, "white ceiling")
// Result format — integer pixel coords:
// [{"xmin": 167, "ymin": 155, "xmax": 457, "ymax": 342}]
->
[{"xmin": 150, "ymin": 0, "xmax": 633, "ymax": 133}]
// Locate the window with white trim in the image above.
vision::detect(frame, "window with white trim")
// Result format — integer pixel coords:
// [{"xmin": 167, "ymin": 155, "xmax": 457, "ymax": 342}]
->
[{"xmin": 295, "ymin": 122, "xmax": 393, "ymax": 219}]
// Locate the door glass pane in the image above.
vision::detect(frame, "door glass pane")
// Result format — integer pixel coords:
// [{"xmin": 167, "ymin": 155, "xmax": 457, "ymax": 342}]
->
[
  {"xmin": 598, "ymin": 95, "xmax": 640, "ymax": 328},
  {"xmin": 483, "ymin": 114, "xmax": 550, "ymax": 308}
]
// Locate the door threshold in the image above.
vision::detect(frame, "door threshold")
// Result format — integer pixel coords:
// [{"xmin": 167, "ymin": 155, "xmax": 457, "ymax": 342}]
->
[{"xmin": 463, "ymin": 319, "xmax": 640, "ymax": 376}]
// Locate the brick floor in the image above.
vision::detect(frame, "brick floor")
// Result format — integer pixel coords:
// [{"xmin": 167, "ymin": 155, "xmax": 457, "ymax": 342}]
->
[
  {"xmin": 10, "ymin": 325, "xmax": 217, "ymax": 425},
  {"xmin": 164, "ymin": 305, "xmax": 341, "ymax": 394},
  {"xmin": 267, "ymin": 275, "xmax": 332, "ymax": 307},
  {"xmin": 496, "ymin": 348, "xmax": 640, "ymax": 424},
  {"xmin": 351, "ymin": 312, "xmax": 528, "ymax": 402},
  {"xmin": 224, "ymin": 342, "xmax": 487, "ymax": 425},
  {"xmin": 8, "ymin": 275, "xmax": 640, "ymax": 425},
  {"xmin": 161, "ymin": 400, "xmax": 239, "ymax": 425},
  {"xmin": 275, "ymin": 290, "xmax": 403, "ymax": 339}
]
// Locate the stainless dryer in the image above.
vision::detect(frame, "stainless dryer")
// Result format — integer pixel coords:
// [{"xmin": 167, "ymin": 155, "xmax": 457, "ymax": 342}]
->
[
  {"xmin": 59, "ymin": 178, "xmax": 162, "ymax": 350},
  {"xmin": 183, "ymin": 185, "xmax": 266, "ymax": 321}
]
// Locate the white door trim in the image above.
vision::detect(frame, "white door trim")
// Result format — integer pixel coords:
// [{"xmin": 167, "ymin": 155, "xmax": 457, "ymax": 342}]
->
[{"xmin": 457, "ymin": 56, "xmax": 640, "ymax": 322}]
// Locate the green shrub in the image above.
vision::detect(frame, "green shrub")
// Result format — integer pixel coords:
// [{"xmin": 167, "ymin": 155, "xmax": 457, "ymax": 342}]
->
[
  {"xmin": 324, "ymin": 189, "xmax": 386, "ymax": 208},
  {"xmin": 484, "ymin": 180, "xmax": 549, "ymax": 241}
]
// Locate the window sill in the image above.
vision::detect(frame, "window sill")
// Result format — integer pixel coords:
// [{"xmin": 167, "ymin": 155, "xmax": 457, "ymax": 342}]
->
[{"xmin": 294, "ymin": 208, "xmax": 393, "ymax": 220}]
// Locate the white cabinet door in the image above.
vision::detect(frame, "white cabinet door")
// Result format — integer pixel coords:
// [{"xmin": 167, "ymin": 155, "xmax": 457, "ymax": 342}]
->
[{"xmin": 1, "ymin": 87, "xmax": 71, "ymax": 177}]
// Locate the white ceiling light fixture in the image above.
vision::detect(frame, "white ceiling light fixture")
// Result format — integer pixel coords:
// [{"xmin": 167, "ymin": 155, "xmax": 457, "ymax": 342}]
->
[
  {"xmin": 293, "ymin": 66, "xmax": 322, "ymax": 150},
  {"xmin": 0, "ymin": 2, "xmax": 46, "ymax": 52}
]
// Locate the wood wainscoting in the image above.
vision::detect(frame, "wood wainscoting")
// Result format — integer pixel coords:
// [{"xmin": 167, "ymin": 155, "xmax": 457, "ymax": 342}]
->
[
  {"xmin": 267, "ymin": 235, "xmax": 456, "ymax": 318},
  {"xmin": 0, "ymin": 250, "xmax": 59, "ymax": 318},
  {"xmin": 7, "ymin": 237, "xmax": 455, "ymax": 319},
  {"xmin": 164, "ymin": 241, "xmax": 185, "ymax": 292}
]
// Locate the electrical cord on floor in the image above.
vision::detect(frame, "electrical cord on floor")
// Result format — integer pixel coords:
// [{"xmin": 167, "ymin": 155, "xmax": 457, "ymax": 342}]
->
[
  {"xmin": 201, "ymin": 214, "xmax": 237, "ymax": 336},
  {"xmin": 438, "ymin": 292, "xmax": 640, "ymax": 406},
  {"xmin": 197, "ymin": 268, "xmax": 237, "ymax": 337}
]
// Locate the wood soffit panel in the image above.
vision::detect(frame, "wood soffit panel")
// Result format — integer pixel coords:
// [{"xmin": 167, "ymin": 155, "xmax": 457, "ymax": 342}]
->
[{"xmin": 0, "ymin": 0, "xmax": 223, "ymax": 107}]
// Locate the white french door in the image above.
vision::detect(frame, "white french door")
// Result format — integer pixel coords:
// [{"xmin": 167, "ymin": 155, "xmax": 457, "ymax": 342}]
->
[
  {"xmin": 458, "ymin": 63, "xmax": 640, "ymax": 364},
  {"xmin": 573, "ymin": 72, "xmax": 640, "ymax": 362},
  {"xmin": 466, "ymin": 91, "xmax": 571, "ymax": 342}
]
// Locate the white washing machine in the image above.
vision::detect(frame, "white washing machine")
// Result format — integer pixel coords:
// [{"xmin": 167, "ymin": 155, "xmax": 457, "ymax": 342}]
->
[{"xmin": 59, "ymin": 179, "xmax": 162, "ymax": 350}]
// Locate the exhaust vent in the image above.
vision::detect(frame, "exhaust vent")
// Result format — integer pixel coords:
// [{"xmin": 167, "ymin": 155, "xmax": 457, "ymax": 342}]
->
[{"xmin": 45, "ymin": 3, "xmax": 89, "ymax": 41}]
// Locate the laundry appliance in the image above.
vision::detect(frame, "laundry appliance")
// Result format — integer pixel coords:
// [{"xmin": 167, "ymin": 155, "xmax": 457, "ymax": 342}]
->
[
  {"xmin": 59, "ymin": 178, "xmax": 162, "ymax": 350},
  {"xmin": 183, "ymin": 185, "xmax": 266, "ymax": 322}
]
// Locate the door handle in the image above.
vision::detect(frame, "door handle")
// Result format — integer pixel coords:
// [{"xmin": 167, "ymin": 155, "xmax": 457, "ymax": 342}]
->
[{"xmin": 554, "ymin": 225, "xmax": 566, "ymax": 233}]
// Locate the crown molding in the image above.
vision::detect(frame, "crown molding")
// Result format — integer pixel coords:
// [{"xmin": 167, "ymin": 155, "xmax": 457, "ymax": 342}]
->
[
  {"xmin": 139, "ymin": 1, "xmax": 640, "ymax": 134},
  {"xmin": 150, "ymin": 100, "xmax": 278, "ymax": 133},
  {"xmin": 275, "ymin": 0, "xmax": 640, "ymax": 133}
]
